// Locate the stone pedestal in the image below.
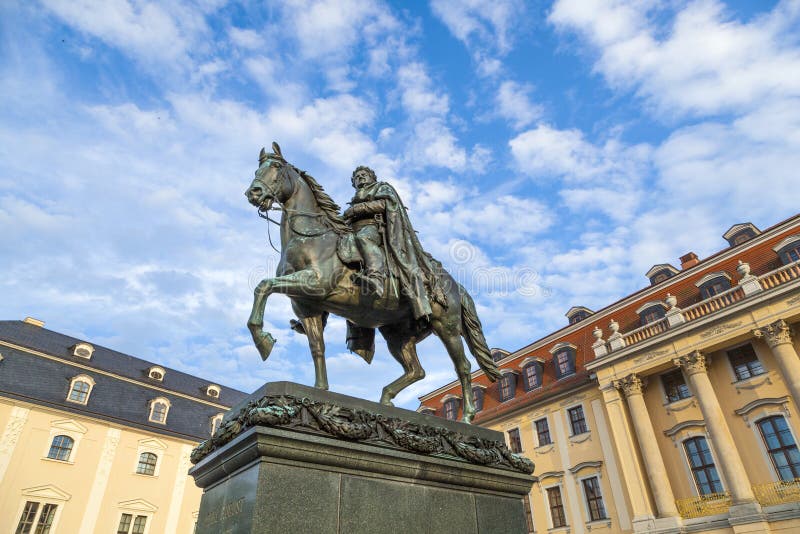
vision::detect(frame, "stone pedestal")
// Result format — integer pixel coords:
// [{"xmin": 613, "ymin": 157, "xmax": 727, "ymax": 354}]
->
[{"xmin": 189, "ymin": 382, "xmax": 536, "ymax": 534}]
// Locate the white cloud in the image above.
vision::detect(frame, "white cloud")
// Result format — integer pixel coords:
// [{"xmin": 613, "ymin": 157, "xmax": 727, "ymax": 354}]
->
[
  {"xmin": 396, "ymin": 63, "xmax": 450, "ymax": 116},
  {"xmin": 41, "ymin": 0, "xmax": 214, "ymax": 68},
  {"xmin": 430, "ymin": 0, "xmax": 524, "ymax": 55},
  {"xmin": 228, "ymin": 27, "xmax": 262, "ymax": 50},
  {"xmin": 496, "ymin": 80, "xmax": 543, "ymax": 129},
  {"xmin": 549, "ymin": 0, "xmax": 800, "ymax": 117}
]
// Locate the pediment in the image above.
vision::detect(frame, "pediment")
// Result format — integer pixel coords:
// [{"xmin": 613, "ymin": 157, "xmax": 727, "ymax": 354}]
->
[
  {"xmin": 22, "ymin": 484, "xmax": 71, "ymax": 501},
  {"xmin": 138, "ymin": 437, "xmax": 168, "ymax": 450},
  {"xmin": 119, "ymin": 498, "xmax": 158, "ymax": 512},
  {"xmin": 51, "ymin": 419, "xmax": 88, "ymax": 434}
]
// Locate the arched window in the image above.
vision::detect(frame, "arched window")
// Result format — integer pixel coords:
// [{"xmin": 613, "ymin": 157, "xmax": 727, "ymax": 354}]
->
[
  {"xmin": 773, "ymin": 235, "xmax": 800, "ymax": 265},
  {"xmin": 148, "ymin": 398, "xmax": 170, "ymax": 424},
  {"xmin": 757, "ymin": 416, "xmax": 800, "ymax": 481},
  {"xmin": 136, "ymin": 452, "xmax": 158, "ymax": 476},
  {"xmin": 683, "ymin": 436, "xmax": 723, "ymax": 495},
  {"xmin": 67, "ymin": 375, "xmax": 95, "ymax": 405},
  {"xmin": 48, "ymin": 435, "xmax": 74, "ymax": 461}
]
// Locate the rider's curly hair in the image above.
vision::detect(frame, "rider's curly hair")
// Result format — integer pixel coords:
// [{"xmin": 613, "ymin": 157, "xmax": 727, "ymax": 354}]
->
[{"xmin": 351, "ymin": 166, "xmax": 377, "ymax": 187}]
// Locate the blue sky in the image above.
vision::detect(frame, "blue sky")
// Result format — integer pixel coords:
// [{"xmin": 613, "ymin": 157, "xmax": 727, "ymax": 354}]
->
[{"xmin": 2, "ymin": 0, "xmax": 799, "ymax": 407}]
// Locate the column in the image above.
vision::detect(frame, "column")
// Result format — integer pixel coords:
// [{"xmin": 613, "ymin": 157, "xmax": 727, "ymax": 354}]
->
[
  {"xmin": 674, "ymin": 352, "xmax": 756, "ymax": 504},
  {"xmin": 754, "ymin": 319, "xmax": 800, "ymax": 405},
  {"xmin": 613, "ymin": 374, "xmax": 680, "ymax": 518},
  {"xmin": 78, "ymin": 428, "xmax": 121, "ymax": 532},
  {"xmin": 600, "ymin": 386, "xmax": 653, "ymax": 522}
]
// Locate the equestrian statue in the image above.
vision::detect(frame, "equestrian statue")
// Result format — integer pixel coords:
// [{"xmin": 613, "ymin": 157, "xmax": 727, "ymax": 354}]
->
[{"xmin": 244, "ymin": 143, "xmax": 501, "ymax": 422}]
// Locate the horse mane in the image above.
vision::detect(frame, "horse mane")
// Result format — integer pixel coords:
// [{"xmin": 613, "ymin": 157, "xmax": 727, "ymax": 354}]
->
[{"xmin": 290, "ymin": 165, "xmax": 351, "ymax": 234}]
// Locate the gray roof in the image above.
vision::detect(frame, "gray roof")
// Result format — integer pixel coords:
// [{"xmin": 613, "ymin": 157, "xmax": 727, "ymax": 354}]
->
[{"xmin": 0, "ymin": 320, "xmax": 248, "ymax": 442}]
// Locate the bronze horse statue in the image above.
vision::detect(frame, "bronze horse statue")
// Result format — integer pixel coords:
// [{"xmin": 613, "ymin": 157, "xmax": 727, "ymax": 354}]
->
[{"xmin": 244, "ymin": 143, "xmax": 501, "ymax": 422}]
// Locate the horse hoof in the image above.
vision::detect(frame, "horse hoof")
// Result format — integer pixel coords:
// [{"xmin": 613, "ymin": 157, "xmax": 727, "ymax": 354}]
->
[
  {"xmin": 253, "ymin": 332, "xmax": 276, "ymax": 361},
  {"xmin": 462, "ymin": 412, "xmax": 475, "ymax": 424},
  {"xmin": 315, "ymin": 383, "xmax": 329, "ymax": 390}
]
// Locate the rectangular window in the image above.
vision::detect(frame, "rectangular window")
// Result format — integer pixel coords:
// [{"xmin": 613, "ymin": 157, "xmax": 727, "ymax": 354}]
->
[
  {"xmin": 728, "ymin": 344, "xmax": 765, "ymax": 381},
  {"xmin": 508, "ymin": 428, "xmax": 522, "ymax": 453},
  {"xmin": 132, "ymin": 516, "xmax": 147, "ymax": 534},
  {"xmin": 555, "ymin": 351, "xmax": 575, "ymax": 378},
  {"xmin": 444, "ymin": 399, "xmax": 458, "ymax": 420},
  {"xmin": 547, "ymin": 486, "xmax": 567, "ymax": 528},
  {"xmin": 786, "ymin": 246, "xmax": 800, "ymax": 263},
  {"xmin": 582, "ymin": 476, "xmax": 607, "ymax": 521},
  {"xmin": 117, "ymin": 514, "xmax": 132, "ymax": 534},
  {"xmin": 36, "ymin": 504, "xmax": 57, "ymax": 534},
  {"xmin": 499, "ymin": 374, "xmax": 516, "ymax": 402},
  {"xmin": 684, "ymin": 437, "xmax": 723, "ymax": 495},
  {"xmin": 662, "ymin": 369, "xmax": 691, "ymax": 403},
  {"xmin": 522, "ymin": 494, "xmax": 534, "ymax": 533},
  {"xmin": 16, "ymin": 501, "xmax": 39, "ymax": 534},
  {"xmin": 523, "ymin": 363, "xmax": 540, "ymax": 391},
  {"xmin": 535, "ymin": 418, "xmax": 551, "ymax": 446},
  {"xmin": 568, "ymin": 406, "xmax": 588, "ymax": 435}
]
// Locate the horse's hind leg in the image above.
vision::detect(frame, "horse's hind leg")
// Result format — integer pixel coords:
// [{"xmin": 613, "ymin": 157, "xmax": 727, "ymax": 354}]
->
[
  {"xmin": 378, "ymin": 326, "xmax": 425, "ymax": 406},
  {"xmin": 300, "ymin": 315, "xmax": 328, "ymax": 390},
  {"xmin": 434, "ymin": 323, "xmax": 476, "ymax": 423}
]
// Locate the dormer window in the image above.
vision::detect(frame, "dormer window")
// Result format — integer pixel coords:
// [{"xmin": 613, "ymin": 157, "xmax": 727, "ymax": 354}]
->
[
  {"xmin": 418, "ymin": 406, "xmax": 436, "ymax": 417},
  {"xmin": 72, "ymin": 342, "xmax": 94, "ymax": 360},
  {"xmin": 491, "ymin": 348, "xmax": 510, "ymax": 362},
  {"xmin": 442, "ymin": 395, "xmax": 461, "ymax": 420},
  {"xmin": 519, "ymin": 357, "xmax": 544, "ymax": 391},
  {"xmin": 723, "ymin": 223, "xmax": 760, "ymax": 247},
  {"xmin": 550, "ymin": 342, "xmax": 577, "ymax": 379},
  {"xmin": 636, "ymin": 301, "xmax": 667, "ymax": 325},
  {"xmin": 773, "ymin": 235, "xmax": 800, "ymax": 265},
  {"xmin": 148, "ymin": 398, "xmax": 170, "ymax": 424},
  {"xmin": 695, "ymin": 271, "xmax": 732, "ymax": 299},
  {"xmin": 147, "ymin": 366, "xmax": 165, "ymax": 381},
  {"xmin": 206, "ymin": 384, "xmax": 221, "ymax": 398},
  {"xmin": 565, "ymin": 306, "xmax": 594, "ymax": 325},
  {"xmin": 471, "ymin": 385, "xmax": 486, "ymax": 412},
  {"xmin": 645, "ymin": 264, "xmax": 679, "ymax": 286},
  {"xmin": 498, "ymin": 371, "xmax": 518, "ymax": 402},
  {"xmin": 67, "ymin": 375, "xmax": 96, "ymax": 405}
]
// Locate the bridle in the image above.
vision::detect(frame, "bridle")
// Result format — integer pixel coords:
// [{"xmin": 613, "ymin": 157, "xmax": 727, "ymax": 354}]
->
[{"xmin": 252, "ymin": 161, "xmax": 336, "ymax": 252}]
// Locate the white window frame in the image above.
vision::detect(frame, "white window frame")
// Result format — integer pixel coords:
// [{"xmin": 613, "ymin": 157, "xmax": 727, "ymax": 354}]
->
[
  {"xmin": 42, "ymin": 419, "xmax": 87, "ymax": 464},
  {"xmin": 541, "ymin": 481, "xmax": 569, "ymax": 530},
  {"xmin": 72, "ymin": 342, "xmax": 94, "ymax": 359},
  {"xmin": 147, "ymin": 366, "xmax": 165, "ymax": 381},
  {"xmin": 206, "ymin": 384, "xmax": 221, "ymax": 398},
  {"xmin": 66, "ymin": 374, "xmax": 96, "ymax": 405},
  {"xmin": 741, "ymin": 405, "xmax": 800, "ymax": 482},
  {"xmin": 680, "ymin": 431, "xmax": 727, "ymax": 497},
  {"xmin": 563, "ymin": 402, "xmax": 591, "ymax": 438},
  {"xmin": 210, "ymin": 413, "xmax": 224, "ymax": 436},
  {"xmin": 14, "ymin": 485, "xmax": 70, "ymax": 534},
  {"xmin": 148, "ymin": 397, "xmax": 171, "ymax": 424},
  {"xmin": 117, "ymin": 499, "xmax": 157, "ymax": 534},
  {"xmin": 723, "ymin": 342, "xmax": 768, "ymax": 384},
  {"xmin": 133, "ymin": 438, "xmax": 167, "ymax": 477},
  {"xmin": 532, "ymin": 416, "xmax": 553, "ymax": 449},
  {"xmin": 506, "ymin": 426, "xmax": 524, "ymax": 454},
  {"xmin": 576, "ymin": 472, "xmax": 610, "ymax": 525}
]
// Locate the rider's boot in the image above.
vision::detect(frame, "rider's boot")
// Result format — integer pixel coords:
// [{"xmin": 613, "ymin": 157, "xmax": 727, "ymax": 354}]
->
[{"xmin": 359, "ymin": 269, "xmax": 385, "ymax": 298}]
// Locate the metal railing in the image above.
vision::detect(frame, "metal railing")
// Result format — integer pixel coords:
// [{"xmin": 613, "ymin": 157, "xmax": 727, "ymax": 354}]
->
[
  {"xmin": 681, "ymin": 285, "xmax": 745, "ymax": 322},
  {"xmin": 675, "ymin": 492, "xmax": 731, "ymax": 518},
  {"xmin": 753, "ymin": 478, "xmax": 800, "ymax": 506},
  {"xmin": 759, "ymin": 259, "xmax": 800, "ymax": 290},
  {"xmin": 621, "ymin": 317, "xmax": 668, "ymax": 346}
]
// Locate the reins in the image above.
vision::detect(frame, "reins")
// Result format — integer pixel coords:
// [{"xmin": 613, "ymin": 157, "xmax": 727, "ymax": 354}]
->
[{"xmin": 254, "ymin": 165, "xmax": 336, "ymax": 253}]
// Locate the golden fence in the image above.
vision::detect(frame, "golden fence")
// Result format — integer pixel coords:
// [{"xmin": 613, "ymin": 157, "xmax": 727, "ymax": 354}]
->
[
  {"xmin": 675, "ymin": 492, "xmax": 731, "ymax": 519},
  {"xmin": 753, "ymin": 478, "xmax": 800, "ymax": 506}
]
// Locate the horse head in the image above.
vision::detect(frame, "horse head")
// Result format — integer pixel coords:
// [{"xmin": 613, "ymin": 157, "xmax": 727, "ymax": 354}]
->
[{"xmin": 245, "ymin": 142, "xmax": 293, "ymax": 210}]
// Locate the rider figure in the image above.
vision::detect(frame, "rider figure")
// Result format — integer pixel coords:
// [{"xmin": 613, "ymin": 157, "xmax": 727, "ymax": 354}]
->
[{"xmin": 343, "ymin": 166, "xmax": 388, "ymax": 298}]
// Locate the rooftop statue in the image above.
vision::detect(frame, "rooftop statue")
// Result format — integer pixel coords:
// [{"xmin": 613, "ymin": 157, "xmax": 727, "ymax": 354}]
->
[{"xmin": 244, "ymin": 143, "xmax": 501, "ymax": 422}]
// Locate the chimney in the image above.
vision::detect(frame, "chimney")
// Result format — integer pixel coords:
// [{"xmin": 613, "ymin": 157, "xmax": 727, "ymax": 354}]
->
[
  {"xmin": 23, "ymin": 317, "xmax": 45, "ymax": 327},
  {"xmin": 680, "ymin": 252, "xmax": 699, "ymax": 270}
]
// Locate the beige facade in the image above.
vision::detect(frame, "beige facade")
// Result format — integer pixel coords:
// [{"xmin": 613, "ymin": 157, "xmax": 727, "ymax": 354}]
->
[
  {"xmin": 0, "ymin": 399, "xmax": 199, "ymax": 533},
  {"xmin": 419, "ymin": 215, "xmax": 800, "ymax": 533},
  {"xmin": 0, "ymin": 320, "xmax": 245, "ymax": 534}
]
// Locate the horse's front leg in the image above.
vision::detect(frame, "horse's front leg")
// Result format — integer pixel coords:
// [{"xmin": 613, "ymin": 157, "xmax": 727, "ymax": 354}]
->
[
  {"xmin": 300, "ymin": 315, "xmax": 328, "ymax": 390},
  {"xmin": 246, "ymin": 269, "xmax": 325, "ymax": 361}
]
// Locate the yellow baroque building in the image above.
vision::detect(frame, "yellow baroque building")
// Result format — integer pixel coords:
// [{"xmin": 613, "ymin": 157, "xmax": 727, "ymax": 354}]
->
[
  {"xmin": 419, "ymin": 215, "xmax": 800, "ymax": 533},
  {"xmin": 0, "ymin": 318, "xmax": 246, "ymax": 534}
]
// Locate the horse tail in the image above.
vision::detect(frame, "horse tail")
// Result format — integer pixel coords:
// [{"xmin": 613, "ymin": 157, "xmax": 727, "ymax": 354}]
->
[{"xmin": 459, "ymin": 284, "xmax": 502, "ymax": 382}]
